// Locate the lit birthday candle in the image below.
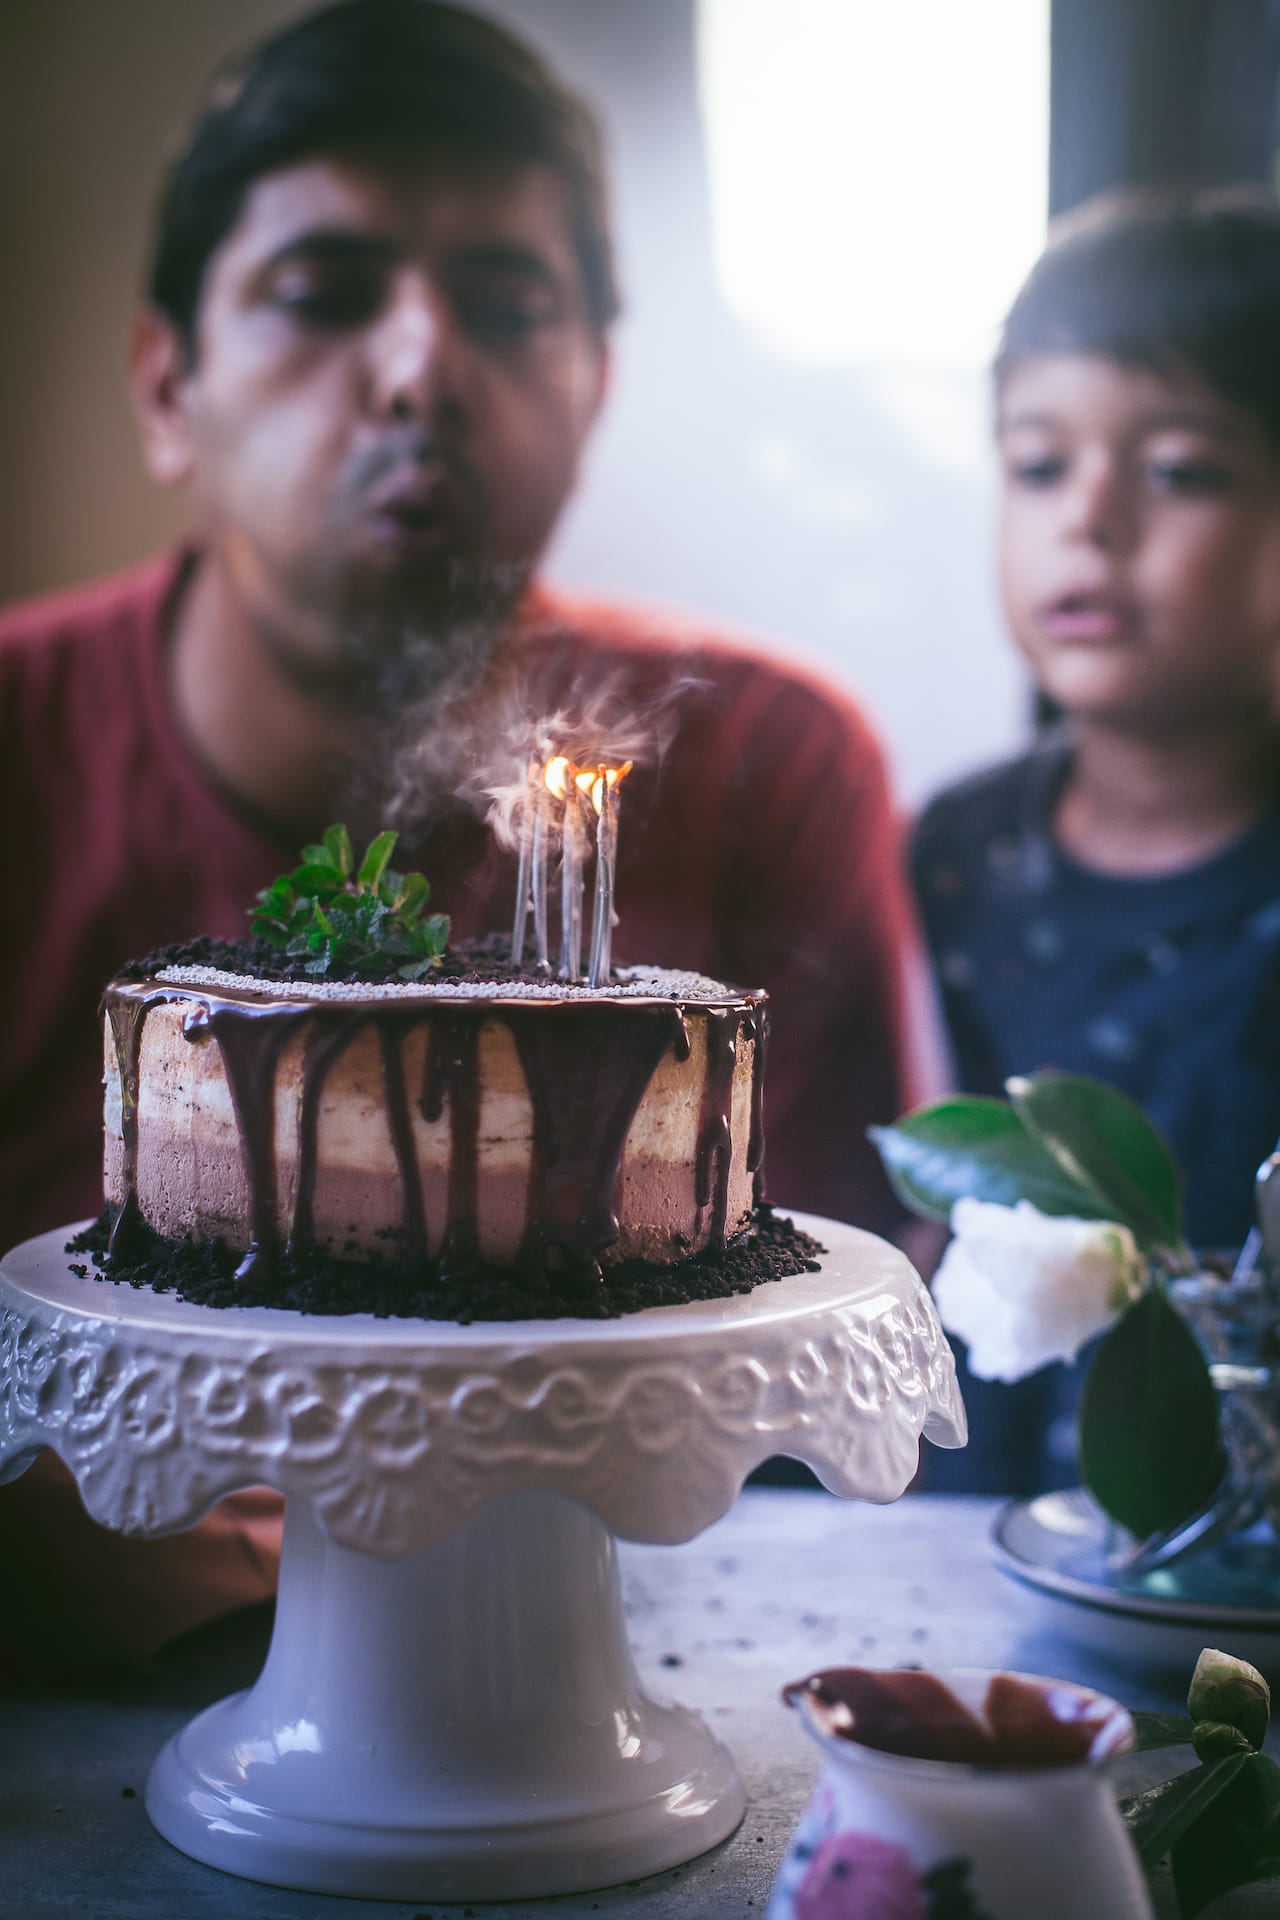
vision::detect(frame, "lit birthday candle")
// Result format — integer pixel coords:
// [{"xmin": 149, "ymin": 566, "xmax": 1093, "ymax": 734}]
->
[
  {"xmin": 509, "ymin": 755, "xmax": 538, "ymax": 966},
  {"xmin": 586, "ymin": 761, "xmax": 632, "ymax": 988},
  {"xmin": 543, "ymin": 755, "xmax": 587, "ymax": 980}
]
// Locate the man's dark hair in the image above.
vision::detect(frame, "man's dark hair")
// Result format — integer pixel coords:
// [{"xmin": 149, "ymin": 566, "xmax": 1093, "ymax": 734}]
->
[
  {"xmin": 995, "ymin": 186, "xmax": 1280, "ymax": 453},
  {"xmin": 148, "ymin": 0, "xmax": 619, "ymax": 350}
]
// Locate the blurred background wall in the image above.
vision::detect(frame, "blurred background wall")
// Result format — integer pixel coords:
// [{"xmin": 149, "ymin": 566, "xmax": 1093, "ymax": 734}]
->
[{"xmin": 2, "ymin": 0, "xmax": 1278, "ymax": 807}]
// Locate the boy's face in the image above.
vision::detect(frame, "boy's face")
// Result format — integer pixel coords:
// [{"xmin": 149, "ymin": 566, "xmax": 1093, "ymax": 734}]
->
[
  {"xmin": 134, "ymin": 152, "xmax": 608, "ymax": 678},
  {"xmin": 996, "ymin": 354, "xmax": 1280, "ymax": 733}
]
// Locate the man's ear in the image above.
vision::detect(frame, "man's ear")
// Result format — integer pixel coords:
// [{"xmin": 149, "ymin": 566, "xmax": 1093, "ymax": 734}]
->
[{"xmin": 130, "ymin": 307, "xmax": 197, "ymax": 488}]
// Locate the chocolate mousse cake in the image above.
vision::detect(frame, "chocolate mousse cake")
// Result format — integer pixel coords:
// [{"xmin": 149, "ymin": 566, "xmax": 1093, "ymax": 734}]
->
[
  {"xmin": 103, "ymin": 960, "xmax": 765, "ymax": 1279},
  {"xmin": 73, "ymin": 829, "xmax": 821, "ymax": 1318}
]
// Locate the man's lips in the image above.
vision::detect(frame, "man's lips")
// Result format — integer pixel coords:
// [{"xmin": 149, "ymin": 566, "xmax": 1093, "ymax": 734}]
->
[
  {"xmin": 363, "ymin": 467, "xmax": 459, "ymax": 548},
  {"xmin": 1036, "ymin": 590, "xmax": 1138, "ymax": 643}
]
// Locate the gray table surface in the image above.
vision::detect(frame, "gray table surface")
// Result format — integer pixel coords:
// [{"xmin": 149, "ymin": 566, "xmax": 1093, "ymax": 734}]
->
[{"xmin": 1, "ymin": 1488, "xmax": 1274, "ymax": 1920}]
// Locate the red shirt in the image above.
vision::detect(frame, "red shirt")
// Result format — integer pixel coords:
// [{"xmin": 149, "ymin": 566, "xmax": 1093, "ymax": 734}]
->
[
  {"xmin": 0, "ymin": 553, "xmax": 916, "ymax": 1671},
  {"xmin": 1, "ymin": 550, "xmax": 915, "ymax": 1249}
]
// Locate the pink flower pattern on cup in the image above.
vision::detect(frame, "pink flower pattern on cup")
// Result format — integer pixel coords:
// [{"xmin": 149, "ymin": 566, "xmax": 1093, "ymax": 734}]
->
[{"xmin": 794, "ymin": 1831, "xmax": 927, "ymax": 1920}]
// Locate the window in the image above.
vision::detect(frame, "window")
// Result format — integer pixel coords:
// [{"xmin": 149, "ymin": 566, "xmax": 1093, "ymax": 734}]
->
[{"xmin": 697, "ymin": 0, "xmax": 1050, "ymax": 370}]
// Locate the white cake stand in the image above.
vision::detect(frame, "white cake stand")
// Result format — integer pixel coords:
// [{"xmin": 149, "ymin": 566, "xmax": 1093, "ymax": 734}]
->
[{"xmin": 0, "ymin": 1213, "xmax": 965, "ymax": 1903}]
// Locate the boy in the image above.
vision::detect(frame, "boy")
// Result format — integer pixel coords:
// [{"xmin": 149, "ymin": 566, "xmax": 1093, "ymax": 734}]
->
[{"xmin": 912, "ymin": 189, "xmax": 1280, "ymax": 1491}]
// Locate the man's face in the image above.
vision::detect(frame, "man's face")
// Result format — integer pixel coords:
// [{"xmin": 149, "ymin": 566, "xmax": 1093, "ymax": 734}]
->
[
  {"xmin": 150, "ymin": 153, "xmax": 608, "ymax": 680},
  {"xmin": 996, "ymin": 353, "xmax": 1280, "ymax": 734}
]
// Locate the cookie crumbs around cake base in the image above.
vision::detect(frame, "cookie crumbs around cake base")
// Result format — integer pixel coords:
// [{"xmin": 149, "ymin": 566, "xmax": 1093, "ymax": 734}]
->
[{"xmin": 67, "ymin": 1205, "xmax": 825, "ymax": 1323}]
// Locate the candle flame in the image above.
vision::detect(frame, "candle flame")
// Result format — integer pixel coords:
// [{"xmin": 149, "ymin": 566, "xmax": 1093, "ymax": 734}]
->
[
  {"xmin": 584, "ymin": 760, "xmax": 633, "ymax": 815},
  {"xmin": 543, "ymin": 754, "xmax": 574, "ymax": 800},
  {"xmin": 541, "ymin": 754, "xmax": 632, "ymax": 815}
]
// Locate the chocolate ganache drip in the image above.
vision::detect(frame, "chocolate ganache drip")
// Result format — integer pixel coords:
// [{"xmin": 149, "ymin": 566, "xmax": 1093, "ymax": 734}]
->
[
  {"xmin": 199, "ymin": 999, "xmax": 310, "ymax": 1286},
  {"xmin": 695, "ymin": 1007, "xmax": 738, "ymax": 1249},
  {"xmin": 377, "ymin": 1015, "xmax": 428, "ymax": 1258},
  {"xmin": 420, "ymin": 1012, "xmax": 482, "ymax": 1275},
  {"xmin": 292, "ymin": 1011, "xmax": 429, "ymax": 1256},
  {"xmin": 507, "ymin": 1002, "xmax": 687, "ymax": 1284},
  {"xmin": 744, "ymin": 1002, "xmax": 769, "ymax": 1201},
  {"xmin": 103, "ymin": 970, "xmax": 765, "ymax": 1292},
  {"xmin": 291, "ymin": 1019, "xmax": 366, "ymax": 1250}
]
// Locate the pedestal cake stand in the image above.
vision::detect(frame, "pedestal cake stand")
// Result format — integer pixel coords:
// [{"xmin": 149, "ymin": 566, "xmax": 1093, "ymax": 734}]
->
[{"xmin": 0, "ymin": 1212, "xmax": 965, "ymax": 1903}]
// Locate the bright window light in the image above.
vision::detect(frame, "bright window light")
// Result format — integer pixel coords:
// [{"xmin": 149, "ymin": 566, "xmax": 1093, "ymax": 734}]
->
[{"xmin": 697, "ymin": 0, "xmax": 1049, "ymax": 369}]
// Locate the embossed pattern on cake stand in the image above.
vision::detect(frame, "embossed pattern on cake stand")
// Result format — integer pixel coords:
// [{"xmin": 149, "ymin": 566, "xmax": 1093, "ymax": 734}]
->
[{"xmin": 0, "ymin": 1212, "xmax": 966, "ymax": 1903}]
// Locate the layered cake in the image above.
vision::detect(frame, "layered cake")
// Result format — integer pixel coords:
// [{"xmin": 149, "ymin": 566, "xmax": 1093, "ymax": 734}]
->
[
  {"xmin": 102, "ymin": 960, "xmax": 767, "ymax": 1291},
  {"xmin": 75, "ymin": 827, "xmax": 821, "ymax": 1317}
]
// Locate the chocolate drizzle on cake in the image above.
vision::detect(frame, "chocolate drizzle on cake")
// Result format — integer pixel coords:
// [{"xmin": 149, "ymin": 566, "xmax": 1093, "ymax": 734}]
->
[
  {"xmin": 509, "ymin": 1003, "xmax": 687, "ymax": 1283},
  {"xmin": 420, "ymin": 1012, "xmax": 481, "ymax": 1275},
  {"xmin": 378, "ymin": 1017, "xmax": 428, "ymax": 1260},
  {"xmin": 101, "ymin": 968, "xmax": 767, "ymax": 1295},
  {"xmin": 291, "ymin": 1021, "xmax": 363, "ymax": 1250},
  {"xmin": 744, "ymin": 1004, "xmax": 769, "ymax": 1200},
  {"xmin": 695, "ymin": 1007, "xmax": 737, "ymax": 1248},
  {"xmin": 198, "ymin": 1000, "xmax": 310, "ymax": 1287}
]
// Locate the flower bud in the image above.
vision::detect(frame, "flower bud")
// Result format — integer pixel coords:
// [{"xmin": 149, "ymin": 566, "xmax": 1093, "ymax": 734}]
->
[{"xmin": 1188, "ymin": 1648, "xmax": 1270, "ymax": 1753}]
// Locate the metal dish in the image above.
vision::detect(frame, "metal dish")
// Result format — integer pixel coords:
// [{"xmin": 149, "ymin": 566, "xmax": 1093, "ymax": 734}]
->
[{"xmin": 992, "ymin": 1488, "xmax": 1280, "ymax": 1681}]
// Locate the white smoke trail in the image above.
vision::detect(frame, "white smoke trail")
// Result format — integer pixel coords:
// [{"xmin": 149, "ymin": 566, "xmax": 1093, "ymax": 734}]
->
[{"xmin": 376, "ymin": 610, "xmax": 709, "ymax": 848}]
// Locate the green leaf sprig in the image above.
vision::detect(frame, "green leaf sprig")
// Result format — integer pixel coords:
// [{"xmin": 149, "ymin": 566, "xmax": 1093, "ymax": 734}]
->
[
  {"xmin": 1126, "ymin": 1649, "xmax": 1280, "ymax": 1917},
  {"xmin": 870, "ymin": 1072, "xmax": 1223, "ymax": 1538},
  {"xmin": 251, "ymin": 824, "xmax": 450, "ymax": 981}
]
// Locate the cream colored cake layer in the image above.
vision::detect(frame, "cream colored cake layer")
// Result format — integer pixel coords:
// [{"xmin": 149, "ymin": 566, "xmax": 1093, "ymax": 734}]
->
[{"xmin": 103, "ymin": 981, "xmax": 760, "ymax": 1267}]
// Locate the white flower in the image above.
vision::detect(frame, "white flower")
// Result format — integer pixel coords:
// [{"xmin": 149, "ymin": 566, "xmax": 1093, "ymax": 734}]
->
[{"xmin": 932, "ymin": 1198, "xmax": 1145, "ymax": 1383}]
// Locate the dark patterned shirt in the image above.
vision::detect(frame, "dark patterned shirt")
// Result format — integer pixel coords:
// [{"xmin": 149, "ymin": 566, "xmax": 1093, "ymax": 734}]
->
[{"xmin": 910, "ymin": 733, "xmax": 1280, "ymax": 1492}]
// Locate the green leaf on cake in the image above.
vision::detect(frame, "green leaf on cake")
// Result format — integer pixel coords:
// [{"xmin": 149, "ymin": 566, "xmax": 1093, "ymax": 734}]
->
[
  {"xmin": 324, "ymin": 822, "xmax": 353, "ymax": 877},
  {"xmin": 358, "ymin": 829, "xmax": 398, "ymax": 891},
  {"xmin": 396, "ymin": 871, "xmax": 430, "ymax": 918},
  {"xmin": 251, "ymin": 825, "xmax": 450, "ymax": 979},
  {"xmin": 291, "ymin": 861, "xmax": 346, "ymax": 899}
]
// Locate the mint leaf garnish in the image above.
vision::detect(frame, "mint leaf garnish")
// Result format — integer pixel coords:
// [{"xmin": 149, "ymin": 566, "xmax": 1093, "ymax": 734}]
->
[{"xmin": 251, "ymin": 825, "xmax": 449, "ymax": 979}]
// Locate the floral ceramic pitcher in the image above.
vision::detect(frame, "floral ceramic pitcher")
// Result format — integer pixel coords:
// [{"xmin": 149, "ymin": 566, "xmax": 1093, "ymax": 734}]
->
[{"xmin": 768, "ymin": 1666, "xmax": 1153, "ymax": 1920}]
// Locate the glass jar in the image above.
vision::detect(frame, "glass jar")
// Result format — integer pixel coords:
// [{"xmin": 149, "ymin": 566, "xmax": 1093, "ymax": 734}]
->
[{"xmin": 1104, "ymin": 1270, "xmax": 1280, "ymax": 1598}]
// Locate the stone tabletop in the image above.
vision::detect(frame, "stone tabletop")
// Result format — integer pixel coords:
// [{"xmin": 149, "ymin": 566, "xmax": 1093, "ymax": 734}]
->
[{"xmin": 1, "ymin": 1489, "xmax": 1273, "ymax": 1919}]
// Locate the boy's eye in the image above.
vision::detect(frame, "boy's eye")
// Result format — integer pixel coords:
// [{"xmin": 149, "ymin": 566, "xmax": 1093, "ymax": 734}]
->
[
  {"xmin": 1006, "ymin": 453, "xmax": 1067, "ymax": 487},
  {"xmin": 1147, "ymin": 457, "xmax": 1232, "ymax": 496}
]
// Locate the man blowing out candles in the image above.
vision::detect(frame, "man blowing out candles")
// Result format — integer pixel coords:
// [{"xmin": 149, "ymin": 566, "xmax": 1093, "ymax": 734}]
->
[{"xmin": 0, "ymin": 0, "xmax": 918, "ymax": 1677}]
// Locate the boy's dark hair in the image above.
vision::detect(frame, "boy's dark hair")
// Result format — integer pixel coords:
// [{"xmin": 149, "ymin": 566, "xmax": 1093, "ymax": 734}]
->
[
  {"xmin": 148, "ymin": 0, "xmax": 619, "ymax": 351},
  {"xmin": 995, "ymin": 187, "xmax": 1280, "ymax": 453}
]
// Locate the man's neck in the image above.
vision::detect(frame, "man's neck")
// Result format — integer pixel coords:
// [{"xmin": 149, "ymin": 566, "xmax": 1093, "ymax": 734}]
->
[
  {"xmin": 164, "ymin": 553, "xmax": 357, "ymax": 839},
  {"xmin": 1054, "ymin": 715, "xmax": 1280, "ymax": 875},
  {"xmin": 165, "ymin": 553, "xmax": 523, "ymax": 842}
]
